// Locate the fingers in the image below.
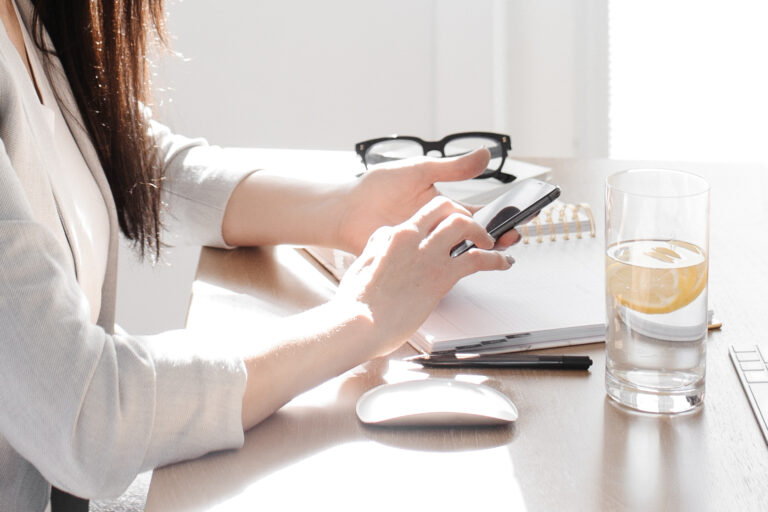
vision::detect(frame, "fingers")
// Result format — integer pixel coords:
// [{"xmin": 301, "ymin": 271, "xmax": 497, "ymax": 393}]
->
[
  {"xmin": 367, "ymin": 195, "xmax": 514, "ymax": 281},
  {"xmin": 422, "ymin": 148, "xmax": 491, "ymax": 184},
  {"xmin": 423, "ymin": 209, "xmax": 516, "ymax": 277},
  {"xmin": 410, "ymin": 197, "xmax": 519, "ymax": 255},
  {"xmin": 495, "ymin": 229, "xmax": 521, "ymax": 249},
  {"xmin": 426, "ymin": 212, "xmax": 495, "ymax": 252},
  {"xmin": 410, "ymin": 196, "xmax": 472, "ymax": 236},
  {"xmin": 456, "ymin": 249, "xmax": 515, "ymax": 275}
]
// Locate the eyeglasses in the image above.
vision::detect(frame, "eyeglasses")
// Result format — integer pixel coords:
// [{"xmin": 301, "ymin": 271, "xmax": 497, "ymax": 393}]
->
[{"xmin": 355, "ymin": 132, "xmax": 514, "ymax": 183}]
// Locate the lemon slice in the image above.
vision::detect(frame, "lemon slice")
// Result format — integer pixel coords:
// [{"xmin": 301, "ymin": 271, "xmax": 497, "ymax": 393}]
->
[{"xmin": 606, "ymin": 241, "xmax": 707, "ymax": 315}]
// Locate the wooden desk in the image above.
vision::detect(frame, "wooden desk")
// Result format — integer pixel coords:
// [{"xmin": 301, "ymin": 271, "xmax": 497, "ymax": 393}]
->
[{"xmin": 146, "ymin": 158, "xmax": 768, "ymax": 511}]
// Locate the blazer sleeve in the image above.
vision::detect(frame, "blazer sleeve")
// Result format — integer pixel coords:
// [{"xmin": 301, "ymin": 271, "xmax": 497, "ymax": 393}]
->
[
  {"xmin": 150, "ymin": 117, "xmax": 263, "ymax": 248},
  {"xmin": 0, "ymin": 136, "xmax": 247, "ymax": 499}
]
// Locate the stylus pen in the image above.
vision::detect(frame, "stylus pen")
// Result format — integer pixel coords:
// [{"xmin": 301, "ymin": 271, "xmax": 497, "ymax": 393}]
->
[{"xmin": 408, "ymin": 354, "xmax": 593, "ymax": 370}]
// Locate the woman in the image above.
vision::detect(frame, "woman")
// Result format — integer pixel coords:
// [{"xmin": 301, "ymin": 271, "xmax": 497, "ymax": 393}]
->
[{"xmin": 0, "ymin": 0, "xmax": 518, "ymax": 510}]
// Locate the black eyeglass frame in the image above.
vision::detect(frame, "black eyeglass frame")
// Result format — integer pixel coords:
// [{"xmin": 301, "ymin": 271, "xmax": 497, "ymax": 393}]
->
[{"xmin": 355, "ymin": 132, "xmax": 514, "ymax": 183}]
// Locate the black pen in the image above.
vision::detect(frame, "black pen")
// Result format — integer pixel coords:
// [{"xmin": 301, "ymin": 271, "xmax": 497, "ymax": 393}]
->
[{"xmin": 406, "ymin": 353, "xmax": 593, "ymax": 370}]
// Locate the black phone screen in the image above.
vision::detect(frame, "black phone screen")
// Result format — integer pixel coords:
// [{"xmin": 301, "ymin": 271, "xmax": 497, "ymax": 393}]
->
[{"xmin": 474, "ymin": 179, "xmax": 560, "ymax": 239}]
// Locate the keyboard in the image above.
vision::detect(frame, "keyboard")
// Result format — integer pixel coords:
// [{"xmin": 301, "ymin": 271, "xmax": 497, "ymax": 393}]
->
[{"xmin": 729, "ymin": 345, "xmax": 768, "ymax": 444}]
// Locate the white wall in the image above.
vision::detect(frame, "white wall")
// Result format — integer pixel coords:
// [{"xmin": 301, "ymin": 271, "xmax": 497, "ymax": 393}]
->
[
  {"xmin": 116, "ymin": 0, "xmax": 604, "ymax": 333},
  {"xmin": 505, "ymin": 0, "xmax": 608, "ymax": 157},
  {"xmin": 154, "ymin": 0, "xmax": 604, "ymax": 153},
  {"xmin": 157, "ymin": 0, "xmax": 438, "ymax": 147},
  {"xmin": 609, "ymin": 0, "xmax": 768, "ymax": 162}
]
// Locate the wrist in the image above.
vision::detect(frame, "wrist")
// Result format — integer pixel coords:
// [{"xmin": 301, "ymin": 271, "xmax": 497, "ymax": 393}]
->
[
  {"xmin": 326, "ymin": 180, "xmax": 358, "ymax": 253},
  {"xmin": 324, "ymin": 296, "xmax": 381, "ymax": 361},
  {"xmin": 222, "ymin": 173, "xmax": 354, "ymax": 248},
  {"xmin": 241, "ymin": 298, "xmax": 379, "ymax": 429},
  {"xmin": 328, "ymin": 290, "xmax": 414, "ymax": 361}
]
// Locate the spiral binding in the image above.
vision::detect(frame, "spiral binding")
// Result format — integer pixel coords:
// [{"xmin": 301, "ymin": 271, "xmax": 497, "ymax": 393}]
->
[{"xmin": 520, "ymin": 201, "xmax": 596, "ymax": 244}]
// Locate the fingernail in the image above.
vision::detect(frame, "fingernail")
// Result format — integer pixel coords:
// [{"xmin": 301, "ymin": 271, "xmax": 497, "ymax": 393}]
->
[{"xmin": 506, "ymin": 255, "xmax": 516, "ymax": 266}]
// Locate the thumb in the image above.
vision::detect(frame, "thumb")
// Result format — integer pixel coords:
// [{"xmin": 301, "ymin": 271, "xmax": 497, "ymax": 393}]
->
[{"xmin": 425, "ymin": 147, "xmax": 491, "ymax": 184}]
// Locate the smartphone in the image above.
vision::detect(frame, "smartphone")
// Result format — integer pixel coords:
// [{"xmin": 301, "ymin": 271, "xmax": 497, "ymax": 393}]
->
[{"xmin": 450, "ymin": 178, "xmax": 561, "ymax": 258}]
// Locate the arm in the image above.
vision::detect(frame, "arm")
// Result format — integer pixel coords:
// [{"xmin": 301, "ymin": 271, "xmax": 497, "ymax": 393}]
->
[
  {"xmin": 221, "ymin": 148, "xmax": 520, "ymax": 253},
  {"xmin": 1, "ymin": 128, "xmax": 510, "ymax": 500},
  {"xmin": 144, "ymin": 121, "xmax": 524, "ymax": 426},
  {"xmin": 146, "ymin": 120, "xmax": 515, "ymax": 422},
  {"xmin": 150, "ymin": 113, "xmax": 519, "ymax": 253},
  {"xmin": 0, "ymin": 139, "xmax": 246, "ymax": 499},
  {"xmin": 237, "ymin": 196, "xmax": 514, "ymax": 429},
  {"xmin": 213, "ymin": 147, "xmax": 520, "ymax": 427},
  {"xmin": 221, "ymin": 171, "xmax": 351, "ymax": 249}
]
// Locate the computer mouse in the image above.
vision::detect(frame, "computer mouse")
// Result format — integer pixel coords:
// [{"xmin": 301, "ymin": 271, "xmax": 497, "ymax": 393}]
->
[{"xmin": 355, "ymin": 378, "xmax": 518, "ymax": 427}]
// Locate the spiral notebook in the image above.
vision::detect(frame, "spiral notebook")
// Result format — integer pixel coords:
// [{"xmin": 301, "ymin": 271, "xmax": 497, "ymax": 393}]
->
[
  {"xmin": 304, "ymin": 199, "xmax": 605, "ymax": 354},
  {"xmin": 399, "ymin": 201, "xmax": 603, "ymax": 354},
  {"xmin": 409, "ymin": 229, "xmax": 605, "ymax": 354}
]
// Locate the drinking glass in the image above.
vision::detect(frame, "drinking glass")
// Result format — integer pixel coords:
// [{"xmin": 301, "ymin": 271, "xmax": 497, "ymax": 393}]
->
[{"xmin": 604, "ymin": 169, "xmax": 710, "ymax": 413}]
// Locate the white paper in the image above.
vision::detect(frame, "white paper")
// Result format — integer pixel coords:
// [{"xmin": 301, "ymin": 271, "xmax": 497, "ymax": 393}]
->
[{"xmin": 412, "ymin": 234, "xmax": 606, "ymax": 353}]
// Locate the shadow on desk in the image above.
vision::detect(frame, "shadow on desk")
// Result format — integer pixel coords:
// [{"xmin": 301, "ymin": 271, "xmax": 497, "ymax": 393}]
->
[
  {"xmin": 149, "ymin": 159, "xmax": 768, "ymax": 511},
  {"xmin": 599, "ymin": 397, "xmax": 709, "ymax": 510},
  {"xmin": 147, "ymin": 358, "xmax": 516, "ymax": 511}
]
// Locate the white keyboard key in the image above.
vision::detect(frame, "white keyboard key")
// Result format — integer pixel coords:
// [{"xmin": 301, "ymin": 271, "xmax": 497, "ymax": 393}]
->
[
  {"xmin": 744, "ymin": 370, "xmax": 768, "ymax": 383},
  {"xmin": 741, "ymin": 361, "xmax": 768, "ymax": 372},
  {"xmin": 737, "ymin": 351, "xmax": 762, "ymax": 362}
]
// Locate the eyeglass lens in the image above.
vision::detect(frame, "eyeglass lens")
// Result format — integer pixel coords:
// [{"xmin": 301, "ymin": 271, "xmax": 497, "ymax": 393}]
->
[
  {"xmin": 443, "ymin": 136, "xmax": 504, "ymax": 176},
  {"xmin": 364, "ymin": 139, "xmax": 424, "ymax": 166},
  {"xmin": 365, "ymin": 136, "xmax": 503, "ymax": 176}
]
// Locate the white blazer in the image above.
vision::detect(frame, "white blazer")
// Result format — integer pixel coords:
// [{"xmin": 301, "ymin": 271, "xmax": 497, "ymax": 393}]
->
[{"xmin": 1, "ymin": 1, "xmax": 263, "ymax": 509}]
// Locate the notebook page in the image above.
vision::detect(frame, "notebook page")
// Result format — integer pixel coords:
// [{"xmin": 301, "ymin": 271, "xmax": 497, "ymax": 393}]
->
[{"xmin": 413, "ymin": 234, "xmax": 605, "ymax": 352}]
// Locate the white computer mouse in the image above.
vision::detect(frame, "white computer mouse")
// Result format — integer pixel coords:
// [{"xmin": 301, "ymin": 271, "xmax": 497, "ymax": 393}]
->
[{"xmin": 355, "ymin": 378, "xmax": 518, "ymax": 427}]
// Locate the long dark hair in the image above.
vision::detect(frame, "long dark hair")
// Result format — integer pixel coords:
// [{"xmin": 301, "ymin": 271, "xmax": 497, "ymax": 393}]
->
[{"xmin": 31, "ymin": 0, "xmax": 167, "ymax": 259}]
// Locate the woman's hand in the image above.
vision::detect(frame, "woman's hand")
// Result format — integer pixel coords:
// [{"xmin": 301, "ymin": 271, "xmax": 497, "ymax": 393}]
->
[
  {"xmin": 333, "ymin": 196, "xmax": 515, "ymax": 359},
  {"xmin": 335, "ymin": 148, "xmax": 520, "ymax": 255},
  {"xmin": 238, "ymin": 193, "xmax": 514, "ymax": 429}
]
